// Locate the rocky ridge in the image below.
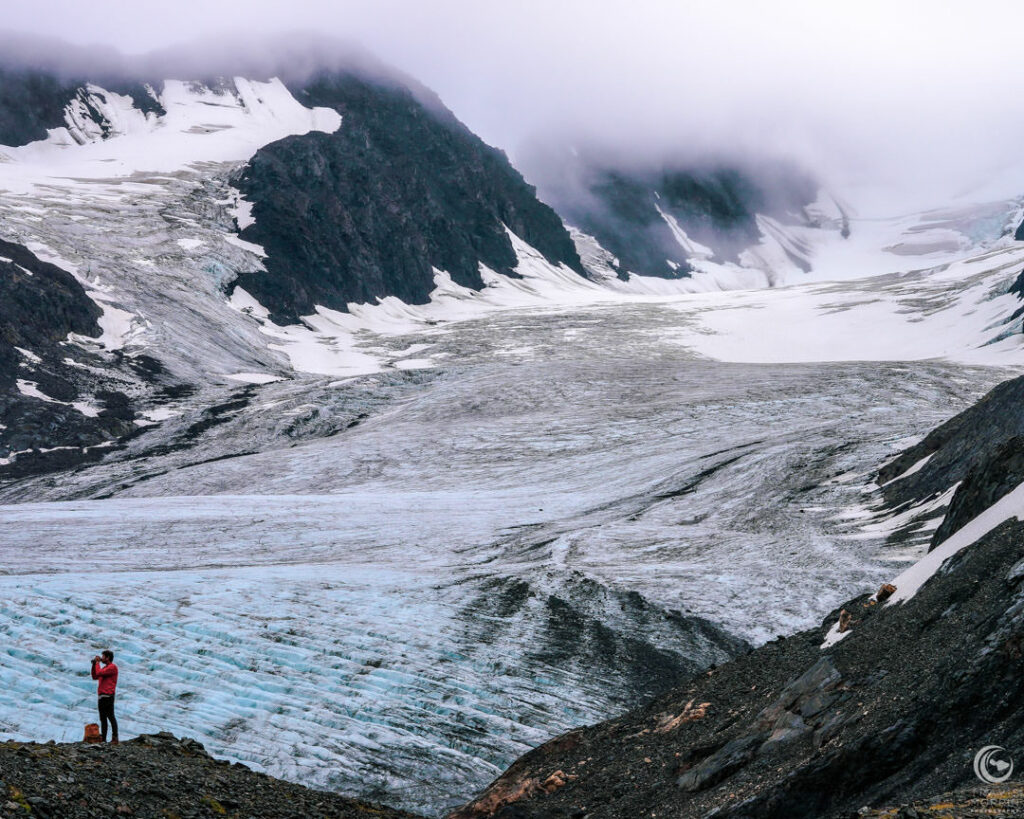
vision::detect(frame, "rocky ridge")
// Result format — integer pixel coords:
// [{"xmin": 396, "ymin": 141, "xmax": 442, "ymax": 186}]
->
[
  {"xmin": 876, "ymin": 373, "xmax": 1024, "ymax": 549},
  {"xmin": 0, "ymin": 732, "xmax": 422, "ymax": 819}
]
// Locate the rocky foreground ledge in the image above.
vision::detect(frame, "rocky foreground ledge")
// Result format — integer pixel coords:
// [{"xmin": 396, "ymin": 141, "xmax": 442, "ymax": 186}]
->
[{"xmin": 0, "ymin": 733, "xmax": 422, "ymax": 819}]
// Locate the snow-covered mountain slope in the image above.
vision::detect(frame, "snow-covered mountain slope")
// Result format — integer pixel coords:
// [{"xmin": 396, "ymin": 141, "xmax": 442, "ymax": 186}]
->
[
  {"xmin": 0, "ymin": 51, "xmax": 1021, "ymax": 421},
  {"xmin": 0, "ymin": 72, "xmax": 356, "ymax": 479},
  {"xmin": 0, "ymin": 59, "xmax": 590, "ymax": 479},
  {"xmin": 0, "ymin": 73, "xmax": 344, "ymax": 383},
  {"xmin": 517, "ymin": 143, "xmax": 1024, "ymax": 297},
  {"xmin": 0, "ymin": 76, "xmax": 341, "ymax": 186},
  {"xmin": 570, "ymin": 187, "xmax": 1024, "ymax": 298}
]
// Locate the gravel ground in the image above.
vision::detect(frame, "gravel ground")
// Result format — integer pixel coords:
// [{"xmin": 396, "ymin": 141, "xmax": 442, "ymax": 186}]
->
[{"xmin": 0, "ymin": 733, "xmax": 421, "ymax": 819}]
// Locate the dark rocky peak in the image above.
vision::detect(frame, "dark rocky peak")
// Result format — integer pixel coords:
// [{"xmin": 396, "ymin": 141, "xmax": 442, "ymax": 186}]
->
[
  {"xmin": 0, "ymin": 35, "xmax": 587, "ymax": 327},
  {"xmin": 230, "ymin": 69, "xmax": 585, "ymax": 324},
  {"xmin": 520, "ymin": 144, "xmax": 823, "ymax": 280}
]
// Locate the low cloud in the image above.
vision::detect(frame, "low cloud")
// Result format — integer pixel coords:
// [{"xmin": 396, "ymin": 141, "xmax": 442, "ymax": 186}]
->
[{"xmin": 3, "ymin": 1, "xmax": 1024, "ymax": 212}]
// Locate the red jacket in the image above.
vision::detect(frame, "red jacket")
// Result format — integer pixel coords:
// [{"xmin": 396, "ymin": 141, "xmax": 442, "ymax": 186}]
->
[{"xmin": 91, "ymin": 660, "xmax": 118, "ymax": 696}]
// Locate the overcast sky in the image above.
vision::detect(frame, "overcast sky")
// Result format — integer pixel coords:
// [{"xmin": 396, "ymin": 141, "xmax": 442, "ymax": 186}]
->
[{"xmin": 5, "ymin": 1, "xmax": 1024, "ymax": 209}]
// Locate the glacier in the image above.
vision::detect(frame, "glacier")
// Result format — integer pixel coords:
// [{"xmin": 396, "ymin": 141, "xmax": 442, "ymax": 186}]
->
[
  {"xmin": 1, "ymin": 291, "xmax": 1021, "ymax": 812},
  {"xmin": 3, "ymin": 68, "xmax": 1024, "ymax": 816}
]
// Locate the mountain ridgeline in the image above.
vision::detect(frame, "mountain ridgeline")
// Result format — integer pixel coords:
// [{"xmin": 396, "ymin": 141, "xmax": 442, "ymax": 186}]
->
[
  {"xmin": 0, "ymin": 51, "xmax": 589, "ymax": 327},
  {"xmin": 0, "ymin": 48, "xmax": 831, "ymax": 328}
]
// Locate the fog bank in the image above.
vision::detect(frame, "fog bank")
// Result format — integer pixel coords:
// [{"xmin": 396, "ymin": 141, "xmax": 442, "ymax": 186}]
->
[{"xmin": 4, "ymin": 1, "xmax": 1024, "ymax": 212}]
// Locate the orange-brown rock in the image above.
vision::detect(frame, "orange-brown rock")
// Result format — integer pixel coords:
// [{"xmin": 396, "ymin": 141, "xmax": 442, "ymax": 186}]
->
[
  {"xmin": 876, "ymin": 583, "xmax": 897, "ymax": 603},
  {"xmin": 837, "ymin": 609, "xmax": 853, "ymax": 633},
  {"xmin": 655, "ymin": 699, "xmax": 711, "ymax": 733}
]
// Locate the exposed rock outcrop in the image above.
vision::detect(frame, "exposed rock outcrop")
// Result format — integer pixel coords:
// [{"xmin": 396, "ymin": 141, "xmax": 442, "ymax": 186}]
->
[
  {"xmin": 877, "ymin": 374, "xmax": 1024, "ymax": 549},
  {"xmin": 0, "ymin": 65, "xmax": 163, "ymax": 148},
  {"xmin": 231, "ymin": 71, "xmax": 585, "ymax": 325},
  {"xmin": 0, "ymin": 238, "xmax": 146, "ymax": 480}
]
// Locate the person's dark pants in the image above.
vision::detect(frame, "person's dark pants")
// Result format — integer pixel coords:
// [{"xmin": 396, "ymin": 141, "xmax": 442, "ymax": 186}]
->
[{"xmin": 98, "ymin": 695, "xmax": 117, "ymax": 741}]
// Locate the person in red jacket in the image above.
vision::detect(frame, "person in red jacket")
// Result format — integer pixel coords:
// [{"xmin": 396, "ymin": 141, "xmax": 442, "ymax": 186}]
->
[{"xmin": 91, "ymin": 650, "xmax": 119, "ymax": 744}]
